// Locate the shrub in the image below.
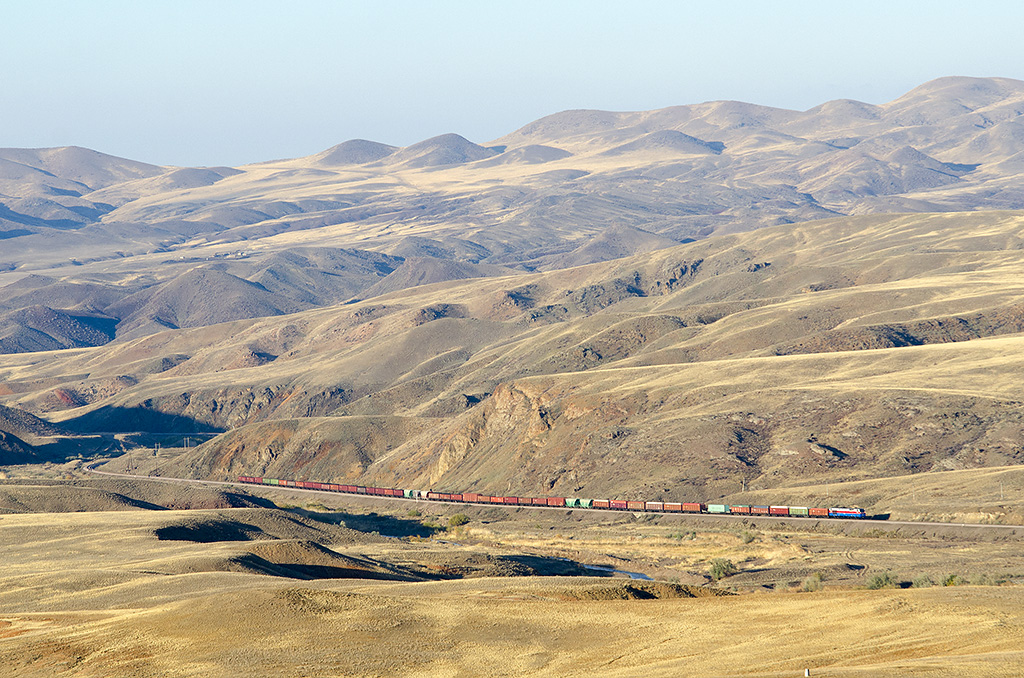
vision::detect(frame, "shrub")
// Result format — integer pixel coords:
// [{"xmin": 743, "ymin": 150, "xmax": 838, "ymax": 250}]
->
[
  {"xmin": 740, "ymin": 530, "xmax": 757, "ymax": 544},
  {"xmin": 709, "ymin": 558, "xmax": 738, "ymax": 580},
  {"xmin": 943, "ymin": 574, "xmax": 965, "ymax": 587},
  {"xmin": 801, "ymin": 572, "xmax": 824, "ymax": 592},
  {"xmin": 448, "ymin": 513, "xmax": 470, "ymax": 528},
  {"xmin": 912, "ymin": 575, "xmax": 933, "ymax": 588},
  {"xmin": 406, "ymin": 509, "xmax": 422, "ymax": 517},
  {"xmin": 866, "ymin": 572, "xmax": 898, "ymax": 590}
]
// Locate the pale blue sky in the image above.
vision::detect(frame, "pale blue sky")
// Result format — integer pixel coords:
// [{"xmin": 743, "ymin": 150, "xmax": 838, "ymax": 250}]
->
[{"xmin": 2, "ymin": 0, "xmax": 1022, "ymax": 166}]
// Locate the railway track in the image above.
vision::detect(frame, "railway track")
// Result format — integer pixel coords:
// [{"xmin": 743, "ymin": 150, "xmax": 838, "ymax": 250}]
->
[{"xmin": 84, "ymin": 461, "xmax": 1024, "ymax": 533}]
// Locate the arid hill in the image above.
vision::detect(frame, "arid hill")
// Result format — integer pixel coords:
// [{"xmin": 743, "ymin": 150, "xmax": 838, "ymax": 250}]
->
[
  {"xmin": 3, "ymin": 77, "xmax": 1024, "ymax": 353},
  {"xmin": 3, "ymin": 208, "xmax": 1024, "ymax": 499}
]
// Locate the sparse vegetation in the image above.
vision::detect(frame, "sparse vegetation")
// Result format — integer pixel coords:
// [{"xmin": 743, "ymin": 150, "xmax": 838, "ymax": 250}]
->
[
  {"xmin": 801, "ymin": 572, "xmax": 824, "ymax": 592},
  {"xmin": 709, "ymin": 558, "xmax": 738, "ymax": 580},
  {"xmin": 912, "ymin": 575, "xmax": 934, "ymax": 588},
  {"xmin": 866, "ymin": 572, "xmax": 898, "ymax": 590},
  {"xmin": 406, "ymin": 509, "xmax": 422, "ymax": 517},
  {"xmin": 740, "ymin": 530, "xmax": 757, "ymax": 544},
  {"xmin": 943, "ymin": 574, "xmax": 966, "ymax": 587}
]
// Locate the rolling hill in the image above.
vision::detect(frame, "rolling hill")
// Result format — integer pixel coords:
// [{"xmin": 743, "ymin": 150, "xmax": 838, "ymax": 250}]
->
[
  {"xmin": 3, "ymin": 208, "xmax": 1024, "ymax": 502},
  {"xmin": 2, "ymin": 77, "xmax": 1024, "ymax": 356},
  {"xmin": 3, "ymin": 78, "xmax": 1024, "ymax": 505}
]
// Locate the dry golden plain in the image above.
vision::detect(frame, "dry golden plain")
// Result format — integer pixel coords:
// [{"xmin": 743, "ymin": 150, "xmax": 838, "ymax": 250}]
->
[{"xmin": 2, "ymin": 471, "xmax": 1024, "ymax": 677}]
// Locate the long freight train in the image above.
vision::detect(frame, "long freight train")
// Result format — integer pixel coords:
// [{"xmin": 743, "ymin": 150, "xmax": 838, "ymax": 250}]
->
[{"xmin": 237, "ymin": 476, "xmax": 868, "ymax": 519}]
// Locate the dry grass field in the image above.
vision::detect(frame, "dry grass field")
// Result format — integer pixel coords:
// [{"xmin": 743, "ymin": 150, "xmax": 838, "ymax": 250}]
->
[{"xmin": 1, "ymin": 474, "xmax": 1023, "ymax": 677}]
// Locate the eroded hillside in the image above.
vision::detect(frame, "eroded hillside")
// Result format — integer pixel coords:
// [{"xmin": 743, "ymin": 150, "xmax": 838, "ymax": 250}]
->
[{"xmin": 3, "ymin": 210, "xmax": 1024, "ymax": 497}]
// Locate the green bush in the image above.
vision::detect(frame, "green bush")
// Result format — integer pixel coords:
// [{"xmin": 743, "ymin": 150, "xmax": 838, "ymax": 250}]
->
[
  {"xmin": 709, "ymin": 558, "xmax": 738, "ymax": 580},
  {"xmin": 406, "ymin": 509, "xmax": 422, "ymax": 517},
  {"xmin": 448, "ymin": 513, "xmax": 470, "ymax": 528},
  {"xmin": 943, "ymin": 574, "xmax": 965, "ymax": 587},
  {"xmin": 912, "ymin": 575, "xmax": 934, "ymax": 588},
  {"xmin": 740, "ymin": 530, "xmax": 757, "ymax": 544},
  {"xmin": 866, "ymin": 571, "xmax": 898, "ymax": 590}
]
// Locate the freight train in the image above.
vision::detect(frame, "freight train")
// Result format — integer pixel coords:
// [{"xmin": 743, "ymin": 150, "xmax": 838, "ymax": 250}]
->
[{"xmin": 236, "ymin": 476, "xmax": 868, "ymax": 519}]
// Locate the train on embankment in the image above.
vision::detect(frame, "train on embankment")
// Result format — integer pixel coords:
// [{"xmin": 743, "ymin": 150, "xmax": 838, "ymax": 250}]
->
[{"xmin": 236, "ymin": 476, "xmax": 868, "ymax": 519}]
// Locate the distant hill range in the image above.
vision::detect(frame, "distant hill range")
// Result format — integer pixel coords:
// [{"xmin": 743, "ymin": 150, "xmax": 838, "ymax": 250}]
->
[{"xmin": 2, "ymin": 76, "xmax": 1024, "ymax": 352}]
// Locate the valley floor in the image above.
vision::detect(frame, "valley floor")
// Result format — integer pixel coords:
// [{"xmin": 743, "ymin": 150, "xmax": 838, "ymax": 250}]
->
[{"xmin": 1, "ymin": 469, "xmax": 1023, "ymax": 677}]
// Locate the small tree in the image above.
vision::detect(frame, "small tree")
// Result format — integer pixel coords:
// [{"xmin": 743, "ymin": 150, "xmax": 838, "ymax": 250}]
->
[
  {"xmin": 709, "ymin": 558, "xmax": 738, "ymax": 580},
  {"xmin": 448, "ymin": 513, "xmax": 470, "ymax": 528}
]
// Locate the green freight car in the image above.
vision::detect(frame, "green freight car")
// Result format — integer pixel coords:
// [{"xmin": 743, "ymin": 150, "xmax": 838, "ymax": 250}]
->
[{"xmin": 706, "ymin": 504, "xmax": 730, "ymax": 514}]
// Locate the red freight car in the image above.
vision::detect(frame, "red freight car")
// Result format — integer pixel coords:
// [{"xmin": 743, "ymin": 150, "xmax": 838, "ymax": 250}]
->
[
  {"xmin": 547, "ymin": 497, "xmax": 566, "ymax": 507},
  {"xmin": 809, "ymin": 507, "xmax": 828, "ymax": 517},
  {"xmin": 663, "ymin": 502, "xmax": 682, "ymax": 512},
  {"xmin": 463, "ymin": 493, "xmax": 480, "ymax": 503},
  {"xmin": 682, "ymin": 502, "xmax": 704, "ymax": 513},
  {"xmin": 592, "ymin": 499, "xmax": 611, "ymax": 509},
  {"xmin": 769, "ymin": 506, "xmax": 790, "ymax": 516},
  {"xmin": 610, "ymin": 500, "xmax": 628, "ymax": 510},
  {"xmin": 751, "ymin": 505, "xmax": 769, "ymax": 515},
  {"xmin": 730, "ymin": 505, "xmax": 751, "ymax": 514},
  {"xmin": 531, "ymin": 497, "xmax": 547, "ymax": 506},
  {"xmin": 626, "ymin": 500, "xmax": 645, "ymax": 511}
]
